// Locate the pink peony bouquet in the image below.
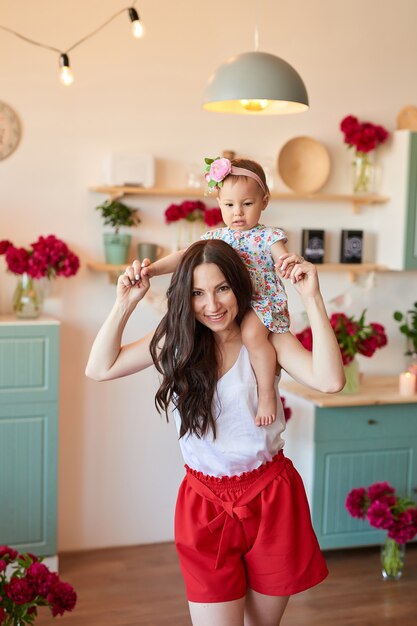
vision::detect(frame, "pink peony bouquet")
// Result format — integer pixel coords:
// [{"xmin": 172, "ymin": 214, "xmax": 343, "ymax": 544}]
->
[
  {"xmin": 346, "ymin": 482, "xmax": 417, "ymax": 544},
  {"xmin": 0, "ymin": 236, "xmax": 80, "ymax": 280},
  {"xmin": 340, "ymin": 115, "xmax": 389, "ymax": 154},
  {"xmin": 0, "ymin": 545, "xmax": 77, "ymax": 624},
  {"xmin": 164, "ymin": 200, "xmax": 223, "ymax": 228},
  {"xmin": 296, "ymin": 310, "xmax": 387, "ymax": 365}
]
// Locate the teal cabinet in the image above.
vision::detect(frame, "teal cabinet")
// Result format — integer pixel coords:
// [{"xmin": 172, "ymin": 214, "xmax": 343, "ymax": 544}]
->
[
  {"xmin": 0, "ymin": 319, "xmax": 60, "ymax": 556},
  {"xmin": 404, "ymin": 132, "xmax": 417, "ymax": 269},
  {"xmin": 282, "ymin": 377, "xmax": 417, "ymax": 550},
  {"xmin": 313, "ymin": 404, "xmax": 417, "ymax": 549},
  {"xmin": 379, "ymin": 130, "xmax": 417, "ymax": 270}
]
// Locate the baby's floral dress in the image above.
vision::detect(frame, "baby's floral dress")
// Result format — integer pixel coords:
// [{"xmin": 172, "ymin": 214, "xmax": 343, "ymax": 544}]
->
[{"xmin": 201, "ymin": 224, "xmax": 289, "ymax": 333}]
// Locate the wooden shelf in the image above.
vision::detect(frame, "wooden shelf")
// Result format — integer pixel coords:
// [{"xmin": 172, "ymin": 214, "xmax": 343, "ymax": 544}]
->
[
  {"xmin": 90, "ymin": 185, "xmax": 389, "ymax": 213},
  {"xmin": 87, "ymin": 261, "xmax": 127, "ymax": 284},
  {"xmin": 87, "ymin": 260, "xmax": 388, "ymax": 285}
]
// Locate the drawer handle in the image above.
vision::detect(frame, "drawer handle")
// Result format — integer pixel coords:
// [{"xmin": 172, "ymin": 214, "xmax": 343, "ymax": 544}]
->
[{"xmin": 367, "ymin": 419, "xmax": 378, "ymax": 425}]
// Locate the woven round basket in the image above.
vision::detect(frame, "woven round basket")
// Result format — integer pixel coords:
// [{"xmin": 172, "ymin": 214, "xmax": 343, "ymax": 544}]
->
[{"xmin": 277, "ymin": 136, "xmax": 331, "ymax": 193}]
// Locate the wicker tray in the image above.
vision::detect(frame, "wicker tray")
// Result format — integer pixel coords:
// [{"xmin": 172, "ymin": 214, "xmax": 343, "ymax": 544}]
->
[{"xmin": 277, "ymin": 136, "xmax": 331, "ymax": 193}]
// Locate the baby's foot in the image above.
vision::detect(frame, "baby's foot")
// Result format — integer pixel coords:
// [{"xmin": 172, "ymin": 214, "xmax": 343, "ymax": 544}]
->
[{"xmin": 255, "ymin": 393, "xmax": 277, "ymax": 427}]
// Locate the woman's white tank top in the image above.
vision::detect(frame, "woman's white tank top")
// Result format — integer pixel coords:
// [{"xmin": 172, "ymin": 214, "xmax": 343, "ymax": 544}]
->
[{"xmin": 172, "ymin": 345, "xmax": 286, "ymax": 477}]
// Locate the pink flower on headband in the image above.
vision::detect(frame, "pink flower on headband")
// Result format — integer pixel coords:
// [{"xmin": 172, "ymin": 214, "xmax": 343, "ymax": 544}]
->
[
  {"xmin": 204, "ymin": 156, "xmax": 231, "ymax": 190},
  {"xmin": 209, "ymin": 158, "xmax": 231, "ymax": 182}
]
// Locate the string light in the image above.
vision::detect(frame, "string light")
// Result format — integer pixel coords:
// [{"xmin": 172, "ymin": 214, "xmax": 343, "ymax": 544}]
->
[
  {"xmin": 128, "ymin": 7, "xmax": 145, "ymax": 38},
  {"xmin": 0, "ymin": 2, "xmax": 145, "ymax": 87},
  {"xmin": 59, "ymin": 54, "xmax": 74, "ymax": 86}
]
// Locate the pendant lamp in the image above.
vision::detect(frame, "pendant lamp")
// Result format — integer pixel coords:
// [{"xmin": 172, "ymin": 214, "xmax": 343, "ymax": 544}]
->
[{"xmin": 203, "ymin": 50, "xmax": 308, "ymax": 115}]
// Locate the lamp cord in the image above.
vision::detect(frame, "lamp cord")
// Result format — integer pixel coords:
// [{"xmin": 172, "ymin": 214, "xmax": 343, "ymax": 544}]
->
[
  {"xmin": 254, "ymin": 0, "xmax": 260, "ymax": 51},
  {"xmin": 0, "ymin": 0, "xmax": 138, "ymax": 56}
]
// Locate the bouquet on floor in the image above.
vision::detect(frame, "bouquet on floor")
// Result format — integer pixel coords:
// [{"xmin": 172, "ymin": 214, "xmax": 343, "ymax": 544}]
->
[
  {"xmin": 346, "ymin": 482, "xmax": 417, "ymax": 579},
  {"xmin": 0, "ymin": 545, "xmax": 77, "ymax": 625}
]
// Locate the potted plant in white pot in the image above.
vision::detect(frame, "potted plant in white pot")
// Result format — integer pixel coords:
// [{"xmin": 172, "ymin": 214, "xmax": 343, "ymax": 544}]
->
[{"xmin": 95, "ymin": 199, "xmax": 140, "ymax": 264}]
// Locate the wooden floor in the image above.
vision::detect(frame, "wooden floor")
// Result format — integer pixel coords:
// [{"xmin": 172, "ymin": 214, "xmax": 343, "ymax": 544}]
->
[{"xmin": 37, "ymin": 542, "xmax": 417, "ymax": 625}]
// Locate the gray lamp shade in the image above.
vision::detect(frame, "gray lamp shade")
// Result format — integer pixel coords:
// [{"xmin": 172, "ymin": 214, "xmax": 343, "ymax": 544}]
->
[{"xmin": 203, "ymin": 51, "xmax": 309, "ymax": 115}]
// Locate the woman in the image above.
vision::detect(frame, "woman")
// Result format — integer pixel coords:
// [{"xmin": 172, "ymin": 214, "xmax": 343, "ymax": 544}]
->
[{"xmin": 86, "ymin": 240, "xmax": 345, "ymax": 626}]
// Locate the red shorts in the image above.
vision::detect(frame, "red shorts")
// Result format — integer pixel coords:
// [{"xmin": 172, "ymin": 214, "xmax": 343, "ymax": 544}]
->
[{"xmin": 174, "ymin": 451, "xmax": 328, "ymax": 603}]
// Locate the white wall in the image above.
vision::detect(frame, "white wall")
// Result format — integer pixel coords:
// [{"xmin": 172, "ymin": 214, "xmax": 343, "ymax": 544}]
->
[{"xmin": 0, "ymin": 0, "xmax": 416, "ymax": 551}]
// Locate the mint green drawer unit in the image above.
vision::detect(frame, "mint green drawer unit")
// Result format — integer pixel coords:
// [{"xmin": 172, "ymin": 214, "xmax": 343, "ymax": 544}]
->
[
  {"xmin": 0, "ymin": 321, "xmax": 59, "ymax": 556},
  {"xmin": 312, "ymin": 404, "xmax": 417, "ymax": 549}
]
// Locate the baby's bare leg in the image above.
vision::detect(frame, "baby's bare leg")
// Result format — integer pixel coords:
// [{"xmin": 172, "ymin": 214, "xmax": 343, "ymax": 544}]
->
[{"xmin": 241, "ymin": 310, "xmax": 277, "ymax": 426}]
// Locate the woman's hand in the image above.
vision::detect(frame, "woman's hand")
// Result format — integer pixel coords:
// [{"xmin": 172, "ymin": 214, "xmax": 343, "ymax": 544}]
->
[
  {"xmin": 276, "ymin": 253, "xmax": 320, "ymax": 298},
  {"xmin": 116, "ymin": 259, "xmax": 150, "ymax": 306}
]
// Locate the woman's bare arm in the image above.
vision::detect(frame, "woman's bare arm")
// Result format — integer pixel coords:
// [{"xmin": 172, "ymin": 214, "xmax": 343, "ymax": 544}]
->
[
  {"xmin": 85, "ymin": 261, "xmax": 157, "ymax": 381},
  {"xmin": 272, "ymin": 255, "xmax": 345, "ymax": 393}
]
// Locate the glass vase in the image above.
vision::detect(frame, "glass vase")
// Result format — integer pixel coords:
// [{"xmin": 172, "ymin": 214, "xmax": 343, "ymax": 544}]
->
[
  {"xmin": 407, "ymin": 351, "xmax": 417, "ymax": 377},
  {"xmin": 352, "ymin": 152, "xmax": 374, "ymax": 194},
  {"xmin": 381, "ymin": 537, "xmax": 405, "ymax": 580},
  {"xmin": 340, "ymin": 358, "xmax": 360, "ymax": 394},
  {"xmin": 12, "ymin": 272, "xmax": 44, "ymax": 319}
]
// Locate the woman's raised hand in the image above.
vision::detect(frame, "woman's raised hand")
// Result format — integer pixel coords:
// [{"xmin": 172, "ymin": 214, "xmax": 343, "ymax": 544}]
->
[
  {"xmin": 276, "ymin": 253, "xmax": 320, "ymax": 298},
  {"xmin": 116, "ymin": 258, "xmax": 151, "ymax": 305}
]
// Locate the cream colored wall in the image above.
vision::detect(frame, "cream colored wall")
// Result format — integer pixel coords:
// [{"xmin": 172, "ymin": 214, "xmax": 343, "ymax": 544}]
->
[{"xmin": 0, "ymin": 0, "xmax": 416, "ymax": 551}]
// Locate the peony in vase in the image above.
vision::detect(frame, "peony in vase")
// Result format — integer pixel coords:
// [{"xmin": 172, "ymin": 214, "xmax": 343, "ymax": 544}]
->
[
  {"xmin": 352, "ymin": 151, "xmax": 374, "ymax": 194},
  {"xmin": 12, "ymin": 272, "xmax": 44, "ymax": 319},
  {"xmin": 340, "ymin": 358, "xmax": 360, "ymax": 394},
  {"xmin": 381, "ymin": 537, "xmax": 405, "ymax": 580}
]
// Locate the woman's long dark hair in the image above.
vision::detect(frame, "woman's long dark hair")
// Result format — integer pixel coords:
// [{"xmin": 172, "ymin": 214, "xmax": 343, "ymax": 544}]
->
[{"xmin": 149, "ymin": 239, "xmax": 253, "ymax": 439}]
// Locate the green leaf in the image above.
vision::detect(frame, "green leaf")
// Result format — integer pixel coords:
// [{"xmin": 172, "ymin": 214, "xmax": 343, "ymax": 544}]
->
[
  {"xmin": 399, "ymin": 324, "xmax": 411, "ymax": 336},
  {"xmin": 393, "ymin": 311, "xmax": 403, "ymax": 321},
  {"xmin": 208, "ymin": 180, "xmax": 217, "ymax": 188},
  {"xmin": 204, "ymin": 158, "xmax": 214, "ymax": 165}
]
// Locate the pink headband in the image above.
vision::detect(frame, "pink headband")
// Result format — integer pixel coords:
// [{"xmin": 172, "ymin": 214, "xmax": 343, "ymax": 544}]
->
[
  {"xmin": 204, "ymin": 157, "xmax": 267, "ymax": 195},
  {"xmin": 230, "ymin": 165, "xmax": 267, "ymax": 195}
]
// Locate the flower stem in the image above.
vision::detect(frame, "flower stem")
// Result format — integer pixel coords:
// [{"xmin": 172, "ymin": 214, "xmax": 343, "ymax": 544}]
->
[{"xmin": 381, "ymin": 538, "xmax": 404, "ymax": 579}]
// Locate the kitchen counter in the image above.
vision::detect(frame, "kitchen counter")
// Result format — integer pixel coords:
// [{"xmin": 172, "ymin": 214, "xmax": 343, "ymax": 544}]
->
[{"xmin": 281, "ymin": 375, "xmax": 417, "ymax": 407}]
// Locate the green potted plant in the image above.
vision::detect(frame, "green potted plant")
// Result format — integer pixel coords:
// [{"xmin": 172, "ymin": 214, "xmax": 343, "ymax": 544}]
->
[
  {"xmin": 393, "ymin": 302, "xmax": 417, "ymax": 355},
  {"xmin": 394, "ymin": 302, "xmax": 417, "ymax": 376},
  {"xmin": 95, "ymin": 199, "xmax": 140, "ymax": 264}
]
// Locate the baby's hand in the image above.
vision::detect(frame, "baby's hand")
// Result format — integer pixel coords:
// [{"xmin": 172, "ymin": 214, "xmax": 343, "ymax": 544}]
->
[
  {"xmin": 140, "ymin": 258, "xmax": 153, "ymax": 278},
  {"xmin": 275, "ymin": 253, "xmax": 306, "ymax": 282}
]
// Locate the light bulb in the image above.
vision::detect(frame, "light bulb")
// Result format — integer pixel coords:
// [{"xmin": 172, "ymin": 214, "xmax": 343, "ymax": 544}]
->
[
  {"xmin": 128, "ymin": 7, "xmax": 145, "ymax": 39},
  {"xmin": 239, "ymin": 99, "xmax": 270, "ymax": 112},
  {"xmin": 59, "ymin": 54, "xmax": 74, "ymax": 86},
  {"xmin": 132, "ymin": 20, "xmax": 144, "ymax": 38}
]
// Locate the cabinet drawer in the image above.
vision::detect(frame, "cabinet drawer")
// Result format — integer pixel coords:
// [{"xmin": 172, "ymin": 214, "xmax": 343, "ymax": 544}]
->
[
  {"xmin": 0, "ymin": 324, "xmax": 59, "ymax": 404},
  {"xmin": 315, "ymin": 404, "xmax": 417, "ymax": 442}
]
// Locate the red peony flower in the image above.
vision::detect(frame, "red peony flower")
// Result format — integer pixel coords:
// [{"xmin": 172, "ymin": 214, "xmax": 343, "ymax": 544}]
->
[
  {"xmin": 297, "ymin": 310, "xmax": 387, "ymax": 364},
  {"xmin": 165, "ymin": 199, "xmax": 223, "ymax": 228},
  {"xmin": 347, "ymin": 483, "xmax": 417, "ymax": 548},
  {"xmin": 366, "ymin": 500, "xmax": 394, "ymax": 530},
  {"xmin": 0, "ymin": 235, "xmax": 80, "ymax": 280},
  {"xmin": 5, "ymin": 577, "xmax": 36, "ymax": 605},
  {"xmin": 47, "ymin": 581, "xmax": 77, "ymax": 616},
  {"xmin": 280, "ymin": 395, "xmax": 292, "ymax": 422},
  {"xmin": 367, "ymin": 481, "xmax": 395, "ymax": 502},
  {"xmin": 204, "ymin": 207, "xmax": 223, "ymax": 227},
  {"xmin": 26, "ymin": 562, "xmax": 59, "ymax": 597},
  {"xmin": 0, "ymin": 546, "xmax": 77, "ymax": 622},
  {"xmin": 0, "ymin": 546, "xmax": 18, "ymax": 561},
  {"xmin": 340, "ymin": 115, "xmax": 389, "ymax": 153},
  {"xmin": 0, "ymin": 240, "xmax": 12, "ymax": 255},
  {"xmin": 345, "ymin": 487, "xmax": 367, "ymax": 519}
]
